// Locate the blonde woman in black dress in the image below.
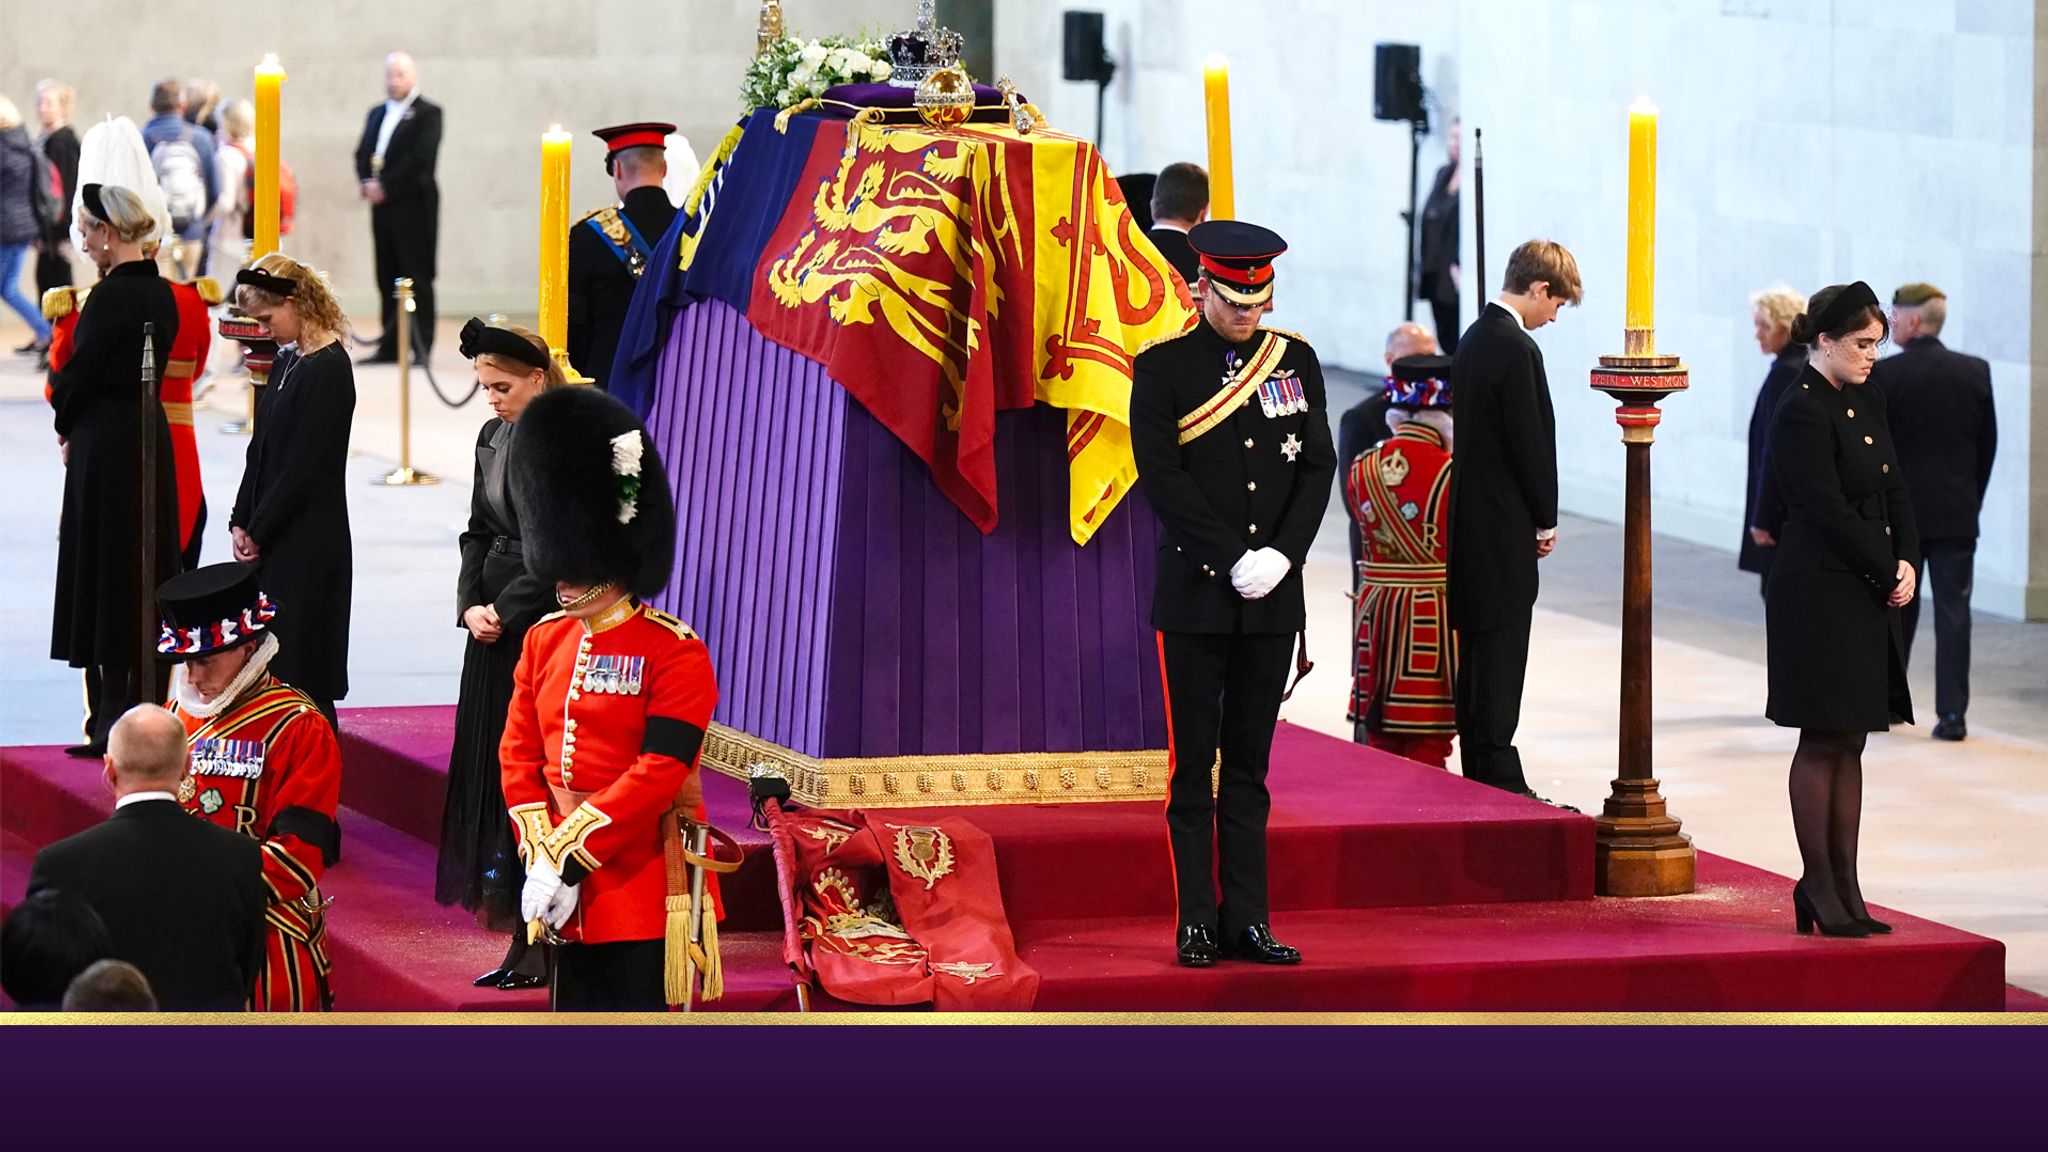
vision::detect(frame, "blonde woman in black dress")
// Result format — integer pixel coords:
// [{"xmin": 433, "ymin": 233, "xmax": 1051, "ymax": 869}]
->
[
  {"xmin": 439, "ymin": 320, "xmax": 563, "ymax": 991},
  {"xmin": 1765, "ymin": 281, "xmax": 1917, "ymax": 938}
]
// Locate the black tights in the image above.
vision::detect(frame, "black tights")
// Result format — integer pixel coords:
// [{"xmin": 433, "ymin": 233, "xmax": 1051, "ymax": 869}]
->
[{"xmin": 1788, "ymin": 729, "xmax": 1870, "ymax": 921}]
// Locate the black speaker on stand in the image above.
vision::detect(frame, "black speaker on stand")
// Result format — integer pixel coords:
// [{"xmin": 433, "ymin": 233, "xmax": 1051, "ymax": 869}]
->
[
  {"xmin": 1063, "ymin": 11, "xmax": 1116, "ymax": 147},
  {"xmin": 1375, "ymin": 42, "xmax": 1429, "ymax": 322}
]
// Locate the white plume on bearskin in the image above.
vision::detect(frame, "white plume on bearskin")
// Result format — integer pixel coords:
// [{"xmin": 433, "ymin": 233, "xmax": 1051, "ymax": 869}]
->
[{"xmin": 71, "ymin": 115, "xmax": 171, "ymax": 252}]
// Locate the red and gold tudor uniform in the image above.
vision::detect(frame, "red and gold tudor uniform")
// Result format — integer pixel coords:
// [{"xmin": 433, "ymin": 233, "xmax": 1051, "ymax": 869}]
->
[
  {"xmin": 1348, "ymin": 356, "xmax": 1457, "ymax": 768},
  {"xmin": 158, "ymin": 563, "xmax": 342, "ymax": 1012},
  {"xmin": 500, "ymin": 598, "xmax": 718, "ymax": 952}
]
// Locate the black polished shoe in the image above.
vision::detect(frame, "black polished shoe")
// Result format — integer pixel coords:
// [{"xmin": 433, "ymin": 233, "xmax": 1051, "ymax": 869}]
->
[
  {"xmin": 62, "ymin": 743, "xmax": 106, "ymax": 759},
  {"xmin": 1229, "ymin": 923, "xmax": 1303, "ymax": 965},
  {"xmin": 495, "ymin": 967, "xmax": 549, "ymax": 991},
  {"xmin": 1176, "ymin": 924, "xmax": 1220, "ymax": 968},
  {"xmin": 1932, "ymin": 714, "xmax": 1966, "ymax": 742},
  {"xmin": 471, "ymin": 967, "xmax": 510, "ymax": 988},
  {"xmin": 1517, "ymin": 790, "xmax": 1581, "ymax": 813},
  {"xmin": 1792, "ymin": 882, "xmax": 1872, "ymax": 938}
]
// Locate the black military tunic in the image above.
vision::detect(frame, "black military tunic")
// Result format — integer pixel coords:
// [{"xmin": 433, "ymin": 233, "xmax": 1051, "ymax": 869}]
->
[
  {"xmin": 1130, "ymin": 320, "xmax": 1336, "ymax": 935},
  {"xmin": 566, "ymin": 185, "xmax": 676, "ymax": 390}
]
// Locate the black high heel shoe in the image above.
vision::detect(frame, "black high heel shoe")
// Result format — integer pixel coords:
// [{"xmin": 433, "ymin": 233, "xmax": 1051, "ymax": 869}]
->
[
  {"xmin": 1793, "ymin": 882, "xmax": 1873, "ymax": 938},
  {"xmin": 1855, "ymin": 913, "xmax": 1893, "ymax": 934}
]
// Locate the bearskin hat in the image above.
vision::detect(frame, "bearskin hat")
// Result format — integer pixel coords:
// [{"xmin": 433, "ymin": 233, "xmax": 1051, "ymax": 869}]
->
[{"xmin": 510, "ymin": 386, "xmax": 676, "ymax": 598}]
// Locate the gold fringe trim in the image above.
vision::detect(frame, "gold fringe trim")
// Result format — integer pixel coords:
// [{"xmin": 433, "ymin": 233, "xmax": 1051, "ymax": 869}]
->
[{"xmin": 699, "ymin": 723, "xmax": 1197, "ymax": 808}]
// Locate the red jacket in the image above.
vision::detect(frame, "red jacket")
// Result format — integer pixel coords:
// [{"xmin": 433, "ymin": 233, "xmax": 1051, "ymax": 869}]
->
[
  {"xmin": 172, "ymin": 672, "xmax": 342, "ymax": 998},
  {"xmin": 501, "ymin": 601, "xmax": 718, "ymax": 944}
]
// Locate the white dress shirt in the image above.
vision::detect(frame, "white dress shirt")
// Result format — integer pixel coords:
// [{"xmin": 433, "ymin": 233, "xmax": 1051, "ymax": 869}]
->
[{"xmin": 373, "ymin": 89, "xmax": 420, "ymax": 161}]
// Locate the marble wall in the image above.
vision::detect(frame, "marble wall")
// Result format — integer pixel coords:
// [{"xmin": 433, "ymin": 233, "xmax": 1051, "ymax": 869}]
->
[
  {"xmin": 1457, "ymin": 0, "xmax": 2038, "ymax": 617},
  {"xmin": 0, "ymin": 0, "xmax": 906, "ymax": 316},
  {"xmin": 996, "ymin": 0, "xmax": 1465, "ymax": 371}
]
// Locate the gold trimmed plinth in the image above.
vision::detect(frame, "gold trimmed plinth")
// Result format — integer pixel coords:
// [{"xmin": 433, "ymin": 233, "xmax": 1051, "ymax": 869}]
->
[{"xmin": 700, "ymin": 723, "xmax": 1197, "ymax": 808}]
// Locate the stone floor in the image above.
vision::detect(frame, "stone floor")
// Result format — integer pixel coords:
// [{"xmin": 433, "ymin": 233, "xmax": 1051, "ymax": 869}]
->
[{"xmin": 3, "ymin": 314, "xmax": 2043, "ymax": 993}]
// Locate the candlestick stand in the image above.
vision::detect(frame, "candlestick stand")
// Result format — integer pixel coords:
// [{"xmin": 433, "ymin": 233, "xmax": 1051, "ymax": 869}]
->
[{"xmin": 1588, "ymin": 337, "xmax": 1694, "ymax": 896}]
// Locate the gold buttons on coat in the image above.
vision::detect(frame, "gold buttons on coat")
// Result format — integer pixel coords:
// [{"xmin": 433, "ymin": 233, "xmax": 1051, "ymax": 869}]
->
[
  {"xmin": 1244, "ymin": 438, "xmax": 1255, "ymax": 449},
  {"xmin": 1883, "ymin": 464, "xmax": 1890, "ymax": 474},
  {"xmin": 1864, "ymin": 436, "xmax": 1874, "ymax": 445},
  {"xmin": 1846, "ymin": 409, "xmax": 1855, "ymax": 418},
  {"xmin": 1249, "ymin": 524, "xmax": 1258, "ymax": 534},
  {"xmin": 1247, "ymin": 481, "xmax": 1257, "ymax": 492}
]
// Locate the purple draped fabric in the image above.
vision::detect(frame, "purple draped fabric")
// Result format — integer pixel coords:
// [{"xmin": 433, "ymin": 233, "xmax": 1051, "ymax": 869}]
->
[{"xmin": 645, "ymin": 297, "xmax": 1167, "ymax": 759}]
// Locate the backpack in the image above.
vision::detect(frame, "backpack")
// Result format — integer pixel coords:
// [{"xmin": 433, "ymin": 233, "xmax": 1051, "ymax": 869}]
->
[
  {"xmin": 28, "ymin": 149, "xmax": 62, "ymax": 234},
  {"xmin": 151, "ymin": 126, "xmax": 207, "ymax": 231},
  {"xmin": 233, "ymin": 141, "xmax": 296, "ymax": 241}
]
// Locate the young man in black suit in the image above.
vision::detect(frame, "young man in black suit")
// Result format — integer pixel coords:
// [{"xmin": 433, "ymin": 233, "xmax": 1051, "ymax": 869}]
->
[
  {"xmin": 354, "ymin": 50, "xmax": 442, "ymax": 363},
  {"xmin": 1146, "ymin": 161, "xmax": 1207, "ymax": 290},
  {"xmin": 1868, "ymin": 283, "xmax": 1997, "ymax": 741},
  {"xmin": 1446, "ymin": 239, "xmax": 1580, "ymax": 797},
  {"xmin": 26, "ymin": 704, "xmax": 266, "ymax": 1011},
  {"xmin": 1132, "ymin": 220, "xmax": 1336, "ymax": 968}
]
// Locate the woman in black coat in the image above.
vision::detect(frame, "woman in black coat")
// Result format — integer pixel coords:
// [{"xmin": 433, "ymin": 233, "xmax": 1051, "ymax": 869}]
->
[
  {"xmin": 49, "ymin": 183, "xmax": 182, "ymax": 755},
  {"xmin": 1765, "ymin": 281, "xmax": 1918, "ymax": 938},
  {"xmin": 1738, "ymin": 285, "xmax": 1806, "ymax": 594},
  {"xmin": 228, "ymin": 255, "xmax": 355, "ymax": 723},
  {"xmin": 437, "ymin": 320, "xmax": 562, "ymax": 991}
]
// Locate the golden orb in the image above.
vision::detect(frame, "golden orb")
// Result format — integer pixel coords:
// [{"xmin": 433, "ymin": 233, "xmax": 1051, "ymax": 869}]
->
[{"xmin": 915, "ymin": 65, "xmax": 974, "ymax": 128}]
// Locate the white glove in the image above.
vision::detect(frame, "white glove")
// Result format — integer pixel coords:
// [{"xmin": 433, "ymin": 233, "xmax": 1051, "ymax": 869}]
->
[
  {"xmin": 520, "ymin": 859, "xmax": 563, "ymax": 924},
  {"xmin": 1230, "ymin": 550, "xmax": 1259, "ymax": 587},
  {"xmin": 1234, "ymin": 548, "xmax": 1293, "ymax": 600},
  {"xmin": 543, "ymin": 881, "xmax": 580, "ymax": 930}
]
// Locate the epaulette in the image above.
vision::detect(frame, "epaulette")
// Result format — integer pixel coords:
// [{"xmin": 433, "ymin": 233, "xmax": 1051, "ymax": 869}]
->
[
  {"xmin": 537, "ymin": 609, "xmax": 569, "ymax": 625},
  {"xmin": 642, "ymin": 607, "xmax": 699, "ymax": 641},
  {"xmin": 187, "ymin": 277, "xmax": 223, "ymax": 305},
  {"xmin": 41, "ymin": 285, "xmax": 86, "ymax": 321},
  {"xmin": 576, "ymin": 205, "xmax": 617, "ymax": 225},
  {"xmin": 1259, "ymin": 325, "xmax": 1311, "ymax": 346}
]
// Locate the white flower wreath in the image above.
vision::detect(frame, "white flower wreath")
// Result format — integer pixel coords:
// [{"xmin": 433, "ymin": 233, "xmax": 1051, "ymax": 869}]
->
[{"xmin": 610, "ymin": 430, "xmax": 644, "ymax": 523}]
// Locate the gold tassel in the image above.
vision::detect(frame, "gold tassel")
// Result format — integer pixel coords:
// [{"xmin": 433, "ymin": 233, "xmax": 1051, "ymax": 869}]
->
[
  {"xmin": 664, "ymin": 892, "xmax": 690, "ymax": 1007},
  {"xmin": 697, "ymin": 907, "xmax": 723, "ymax": 1002}
]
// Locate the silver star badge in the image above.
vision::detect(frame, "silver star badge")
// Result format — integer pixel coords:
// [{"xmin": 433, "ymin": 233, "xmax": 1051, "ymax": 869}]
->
[{"xmin": 1281, "ymin": 433, "xmax": 1303, "ymax": 462}]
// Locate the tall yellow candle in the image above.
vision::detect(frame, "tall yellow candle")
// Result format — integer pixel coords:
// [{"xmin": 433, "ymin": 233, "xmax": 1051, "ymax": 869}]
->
[
  {"xmin": 1624, "ymin": 99, "xmax": 1657, "ymax": 337},
  {"xmin": 252, "ymin": 54, "xmax": 285, "ymax": 258},
  {"xmin": 1203, "ymin": 55, "xmax": 1234, "ymax": 221},
  {"xmin": 538, "ymin": 125, "xmax": 572, "ymax": 352}
]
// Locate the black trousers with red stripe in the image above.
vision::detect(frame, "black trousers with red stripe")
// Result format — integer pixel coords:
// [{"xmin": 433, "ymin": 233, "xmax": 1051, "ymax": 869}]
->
[{"xmin": 1159, "ymin": 630, "xmax": 1294, "ymax": 936}]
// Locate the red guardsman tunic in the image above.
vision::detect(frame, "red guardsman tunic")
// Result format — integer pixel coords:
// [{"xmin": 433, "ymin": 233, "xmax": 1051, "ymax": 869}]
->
[
  {"xmin": 161, "ymin": 278, "xmax": 215, "ymax": 550},
  {"xmin": 172, "ymin": 674, "xmax": 343, "ymax": 1010},
  {"xmin": 45, "ymin": 279, "xmax": 213, "ymax": 554},
  {"xmin": 500, "ymin": 600, "xmax": 718, "ymax": 945},
  {"xmin": 1347, "ymin": 421, "xmax": 1457, "ymax": 765}
]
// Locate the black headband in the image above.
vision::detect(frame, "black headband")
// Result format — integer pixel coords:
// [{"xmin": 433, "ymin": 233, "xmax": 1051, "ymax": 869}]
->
[
  {"xmin": 235, "ymin": 267, "xmax": 298, "ymax": 298},
  {"xmin": 1807, "ymin": 280, "xmax": 1881, "ymax": 336},
  {"xmin": 459, "ymin": 317, "xmax": 551, "ymax": 370},
  {"xmin": 79, "ymin": 182, "xmax": 108, "ymax": 223}
]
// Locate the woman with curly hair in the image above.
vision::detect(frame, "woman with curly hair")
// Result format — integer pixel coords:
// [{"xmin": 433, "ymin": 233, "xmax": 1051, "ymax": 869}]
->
[{"xmin": 229, "ymin": 253, "xmax": 355, "ymax": 727}]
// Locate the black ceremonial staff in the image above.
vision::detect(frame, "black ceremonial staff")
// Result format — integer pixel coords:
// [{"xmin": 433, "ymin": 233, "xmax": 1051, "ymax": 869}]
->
[
  {"xmin": 136, "ymin": 322, "xmax": 161, "ymax": 704},
  {"xmin": 1473, "ymin": 127, "xmax": 1486, "ymax": 303}
]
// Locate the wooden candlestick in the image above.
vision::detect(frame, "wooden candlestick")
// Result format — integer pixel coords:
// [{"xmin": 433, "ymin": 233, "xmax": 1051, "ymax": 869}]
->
[{"xmin": 1589, "ymin": 349, "xmax": 1694, "ymax": 896}]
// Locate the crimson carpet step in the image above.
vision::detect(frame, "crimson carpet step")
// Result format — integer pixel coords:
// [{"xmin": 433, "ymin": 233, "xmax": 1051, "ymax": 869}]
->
[
  {"xmin": 1013, "ymin": 855, "xmax": 2006, "ymax": 1012},
  {"xmin": 0, "ymin": 743, "xmax": 796, "ymax": 1012},
  {"xmin": 338, "ymin": 709, "xmax": 1597, "ymax": 925},
  {"xmin": 337, "ymin": 705, "xmax": 787, "ymax": 932}
]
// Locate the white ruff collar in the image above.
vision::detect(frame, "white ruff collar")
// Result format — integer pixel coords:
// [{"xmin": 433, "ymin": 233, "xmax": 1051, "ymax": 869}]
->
[{"xmin": 172, "ymin": 633, "xmax": 280, "ymax": 718}]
